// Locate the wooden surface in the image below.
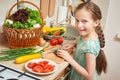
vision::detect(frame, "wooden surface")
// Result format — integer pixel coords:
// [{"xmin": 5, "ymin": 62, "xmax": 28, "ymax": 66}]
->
[
  {"xmin": 43, "ymin": 52, "xmax": 64, "ymax": 64},
  {"xmin": 54, "ymin": 69, "xmax": 67, "ymax": 80}
]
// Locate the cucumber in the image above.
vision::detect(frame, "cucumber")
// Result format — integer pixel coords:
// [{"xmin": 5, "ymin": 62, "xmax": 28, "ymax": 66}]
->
[
  {"xmin": 60, "ymin": 29, "xmax": 65, "ymax": 35},
  {"xmin": 48, "ymin": 30, "xmax": 56, "ymax": 35}
]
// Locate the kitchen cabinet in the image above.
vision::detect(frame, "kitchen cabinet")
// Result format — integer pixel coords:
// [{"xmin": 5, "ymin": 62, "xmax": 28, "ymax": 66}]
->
[{"xmin": 55, "ymin": 69, "xmax": 68, "ymax": 80}]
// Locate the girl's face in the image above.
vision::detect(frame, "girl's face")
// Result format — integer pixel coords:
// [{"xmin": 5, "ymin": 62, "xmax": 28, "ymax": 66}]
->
[{"xmin": 75, "ymin": 8, "xmax": 99, "ymax": 38}]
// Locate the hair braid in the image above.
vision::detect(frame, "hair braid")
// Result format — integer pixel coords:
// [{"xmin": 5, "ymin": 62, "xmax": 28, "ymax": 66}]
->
[
  {"xmin": 96, "ymin": 24, "xmax": 105, "ymax": 48},
  {"xmin": 96, "ymin": 24, "xmax": 107, "ymax": 75}
]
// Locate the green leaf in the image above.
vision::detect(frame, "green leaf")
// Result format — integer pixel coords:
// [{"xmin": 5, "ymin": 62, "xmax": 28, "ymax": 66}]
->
[{"xmin": 12, "ymin": 21, "xmax": 23, "ymax": 29}]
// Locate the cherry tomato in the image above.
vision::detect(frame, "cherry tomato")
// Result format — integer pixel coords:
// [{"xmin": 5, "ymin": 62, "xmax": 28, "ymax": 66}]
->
[
  {"xmin": 56, "ymin": 37, "xmax": 63, "ymax": 44},
  {"xmin": 50, "ymin": 38, "xmax": 58, "ymax": 46}
]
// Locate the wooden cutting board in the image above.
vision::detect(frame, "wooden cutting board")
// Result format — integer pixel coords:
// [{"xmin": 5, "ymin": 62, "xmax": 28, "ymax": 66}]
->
[
  {"xmin": 43, "ymin": 52, "xmax": 64, "ymax": 64},
  {"xmin": 42, "ymin": 44, "xmax": 64, "ymax": 64},
  {"xmin": 48, "ymin": 0, "xmax": 56, "ymax": 17},
  {"xmin": 40, "ymin": 0, "xmax": 49, "ymax": 19},
  {"xmin": 43, "ymin": 45, "xmax": 62, "ymax": 51}
]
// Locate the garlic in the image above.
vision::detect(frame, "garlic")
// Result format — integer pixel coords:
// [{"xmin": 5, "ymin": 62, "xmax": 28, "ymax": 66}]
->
[
  {"xmin": 33, "ymin": 24, "xmax": 40, "ymax": 28},
  {"xmin": 5, "ymin": 19, "xmax": 13, "ymax": 24}
]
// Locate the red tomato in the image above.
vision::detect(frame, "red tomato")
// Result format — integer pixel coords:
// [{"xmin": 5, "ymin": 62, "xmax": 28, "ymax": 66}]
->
[
  {"xmin": 27, "ymin": 62, "xmax": 37, "ymax": 68},
  {"xmin": 32, "ymin": 66, "xmax": 43, "ymax": 72},
  {"xmin": 43, "ymin": 64, "xmax": 54, "ymax": 73},
  {"xmin": 56, "ymin": 37, "xmax": 63, "ymax": 44},
  {"xmin": 50, "ymin": 38, "xmax": 58, "ymax": 46},
  {"xmin": 38, "ymin": 61, "xmax": 48, "ymax": 65},
  {"xmin": 28, "ymin": 60, "xmax": 55, "ymax": 73}
]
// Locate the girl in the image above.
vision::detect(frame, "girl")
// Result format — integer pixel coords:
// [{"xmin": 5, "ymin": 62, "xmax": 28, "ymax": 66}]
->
[{"xmin": 57, "ymin": 2, "xmax": 107, "ymax": 80}]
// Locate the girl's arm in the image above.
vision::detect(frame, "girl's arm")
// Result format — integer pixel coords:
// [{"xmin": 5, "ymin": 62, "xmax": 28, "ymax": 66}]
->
[{"xmin": 57, "ymin": 50, "xmax": 96, "ymax": 80}]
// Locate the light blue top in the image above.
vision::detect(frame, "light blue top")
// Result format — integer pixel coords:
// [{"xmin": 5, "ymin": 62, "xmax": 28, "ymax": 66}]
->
[{"xmin": 69, "ymin": 37, "xmax": 100, "ymax": 80}]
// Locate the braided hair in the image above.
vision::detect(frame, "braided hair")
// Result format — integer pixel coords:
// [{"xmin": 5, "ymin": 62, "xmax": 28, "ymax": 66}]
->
[{"xmin": 75, "ymin": 2, "xmax": 107, "ymax": 75}]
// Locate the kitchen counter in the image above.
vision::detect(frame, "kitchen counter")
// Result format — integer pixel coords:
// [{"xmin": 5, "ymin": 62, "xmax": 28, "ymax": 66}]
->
[{"xmin": 0, "ymin": 33, "xmax": 69, "ymax": 80}]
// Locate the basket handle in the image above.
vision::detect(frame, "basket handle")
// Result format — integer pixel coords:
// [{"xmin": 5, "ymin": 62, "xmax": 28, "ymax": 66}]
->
[{"xmin": 7, "ymin": 1, "xmax": 43, "ymax": 19}]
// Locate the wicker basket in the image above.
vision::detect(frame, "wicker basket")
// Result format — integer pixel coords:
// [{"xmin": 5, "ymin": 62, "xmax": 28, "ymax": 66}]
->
[{"xmin": 3, "ymin": 1, "xmax": 44, "ymax": 48}]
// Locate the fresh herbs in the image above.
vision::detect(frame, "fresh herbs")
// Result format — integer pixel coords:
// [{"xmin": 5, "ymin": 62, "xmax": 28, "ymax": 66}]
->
[
  {"xmin": 11, "ymin": 9, "xmax": 30, "ymax": 23},
  {"xmin": 4, "ymin": 7, "xmax": 43, "ymax": 29}
]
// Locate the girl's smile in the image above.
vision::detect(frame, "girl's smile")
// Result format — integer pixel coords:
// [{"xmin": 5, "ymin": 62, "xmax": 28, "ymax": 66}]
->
[{"xmin": 78, "ymin": 28, "xmax": 86, "ymax": 34}]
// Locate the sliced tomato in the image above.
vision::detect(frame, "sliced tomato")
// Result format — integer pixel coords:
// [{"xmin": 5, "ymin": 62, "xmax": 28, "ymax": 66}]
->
[
  {"xmin": 28, "ymin": 60, "xmax": 55, "ymax": 73},
  {"xmin": 27, "ymin": 62, "xmax": 37, "ymax": 68},
  {"xmin": 43, "ymin": 68, "xmax": 52, "ymax": 73},
  {"xmin": 44, "ymin": 64, "xmax": 54, "ymax": 72},
  {"xmin": 47, "ymin": 65, "xmax": 54, "ymax": 70},
  {"xmin": 32, "ymin": 66, "xmax": 43, "ymax": 72},
  {"xmin": 38, "ymin": 62, "xmax": 45, "ymax": 67},
  {"xmin": 41, "ymin": 61, "xmax": 49, "ymax": 65}
]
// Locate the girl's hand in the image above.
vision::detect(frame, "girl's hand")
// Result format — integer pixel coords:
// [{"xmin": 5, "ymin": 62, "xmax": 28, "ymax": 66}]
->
[
  {"xmin": 62, "ymin": 41, "xmax": 76, "ymax": 54},
  {"xmin": 56, "ymin": 50, "xmax": 73, "ymax": 62}
]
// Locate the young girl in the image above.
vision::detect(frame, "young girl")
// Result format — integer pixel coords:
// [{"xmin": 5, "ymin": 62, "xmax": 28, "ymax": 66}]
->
[{"xmin": 57, "ymin": 2, "xmax": 107, "ymax": 80}]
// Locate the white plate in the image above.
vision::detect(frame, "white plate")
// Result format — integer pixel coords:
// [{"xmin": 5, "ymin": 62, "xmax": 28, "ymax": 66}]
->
[{"xmin": 25, "ymin": 58, "xmax": 58, "ymax": 75}]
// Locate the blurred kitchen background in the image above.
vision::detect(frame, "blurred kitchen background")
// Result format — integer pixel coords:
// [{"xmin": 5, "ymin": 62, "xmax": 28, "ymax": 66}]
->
[{"xmin": 0, "ymin": 0, "xmax": 120, "ymax": 80}]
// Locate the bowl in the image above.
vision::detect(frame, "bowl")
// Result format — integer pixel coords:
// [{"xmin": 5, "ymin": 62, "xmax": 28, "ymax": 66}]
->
[{"xmin": 42, "ymin": 25, "xmax": 66, "ymax": 41}]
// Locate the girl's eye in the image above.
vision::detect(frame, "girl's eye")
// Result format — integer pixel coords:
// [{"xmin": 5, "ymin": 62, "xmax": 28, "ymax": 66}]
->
[
  {"xmin": 82, "ymin": 20, "xmax": 87, "ymax": 24},
  {"xmin": 75, "ymin": 19, "xmax": 79, "ymax": 23}
]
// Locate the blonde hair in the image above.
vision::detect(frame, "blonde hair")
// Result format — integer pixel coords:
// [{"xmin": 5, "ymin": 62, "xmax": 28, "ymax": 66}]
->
[{"xmin": 75, "ymin": 2, "xmax": 107, "ymax": 75}]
